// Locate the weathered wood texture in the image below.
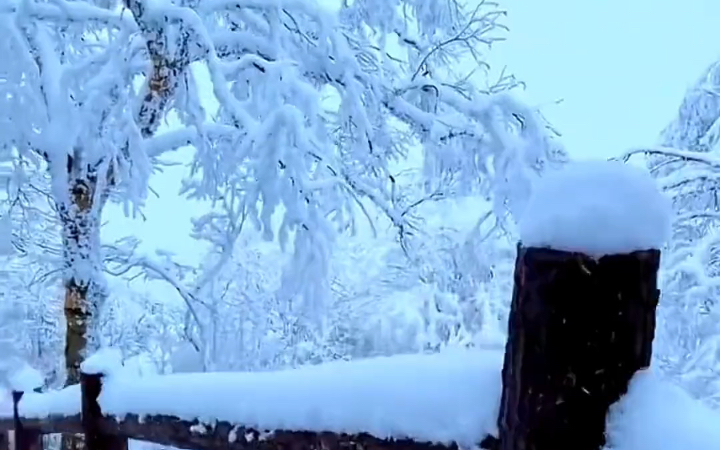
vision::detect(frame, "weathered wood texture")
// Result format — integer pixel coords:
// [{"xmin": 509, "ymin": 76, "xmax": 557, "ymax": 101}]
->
[
  {"xmin": 0, "ymin": 371, "xmax": 469, "ymax": 450},
  {"xmin": 100, "ymin": 414, "xmax": 462, "ymax": 450},
  {"xmin": 497, "ymin": 245, "xmax": 661, "ymax": 450},
  {"xmin": 12, "ymin": 392, "xmax": 42, "ymax": 450},
  {"xmin": 0, "ymin": 416, "xmax": 83, "ymax": 435},
  {"xmin": 0, "ymin": 413, "xmax": 464, "ymax": 450},
  {"xmin": 81, "ymin": 373, "xmax": 127, "ymax": 450}
]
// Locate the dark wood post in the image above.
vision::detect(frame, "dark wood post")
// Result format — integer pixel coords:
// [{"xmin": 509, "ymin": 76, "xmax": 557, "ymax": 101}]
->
[
  {"xmin": 80, "ymin": 372, "xmax": 127, "ymax": 450},
  {"xmin": 12, "ymin": 391, "xmax": 42, "ymax": 450},
  {"xmin": 496, "ymin": 244, "xmax": 661, "ymax": 450}
]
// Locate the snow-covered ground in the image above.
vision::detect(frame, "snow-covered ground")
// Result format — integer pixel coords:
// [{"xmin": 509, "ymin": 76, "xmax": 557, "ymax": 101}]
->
[
  {"xmin": 605, "ymin": 370, "xmax": 720, "ymax": 450},
  {"xmin": 1, "ymin": 347, "xmax": 719, "ymax": 450}
]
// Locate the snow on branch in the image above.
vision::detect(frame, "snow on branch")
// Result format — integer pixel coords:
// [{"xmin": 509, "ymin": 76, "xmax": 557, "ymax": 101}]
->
[
  {"xmin": 3, "ymin": 0, "xmax": 564, "ymax": 361},
  {"xmin": 0, "ymin": 1, "xmax": 135, "ymax": 29},
  {"xmin": 621, "ymin": 146, "xmax": 720, "ymax": 169},
  {"xmin": 629, "ymin": 57, "xmax": 720, "ymax": 406},
  {"xmin": 103, "ymin": 239, "xmax": 204, "ymax": 330}
]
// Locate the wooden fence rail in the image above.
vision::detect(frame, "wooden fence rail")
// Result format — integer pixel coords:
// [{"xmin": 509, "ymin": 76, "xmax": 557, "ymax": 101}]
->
[{"xmin": 0, "ymin": 371, "xmax": 471, "ymax": 450}]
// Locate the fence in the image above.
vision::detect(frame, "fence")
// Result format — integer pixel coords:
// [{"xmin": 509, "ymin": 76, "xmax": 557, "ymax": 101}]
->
[
  {"xmin": 0, "ymin": 243, "xmax": 662, "ymax": 450},
  {"xmin": 1, "ymin": 369, "xmax": 470, "ymax": 450},
  {"xmin": 0, "ymin": 162, "xmax": 669, "ymax": 450}
]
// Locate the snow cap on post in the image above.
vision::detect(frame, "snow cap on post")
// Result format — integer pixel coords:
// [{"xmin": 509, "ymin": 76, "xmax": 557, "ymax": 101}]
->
[
  {"xmin": 519, "ymin": 160, "xmax": 672, "ymax": 256},
  {"xmin": 81, "ymin": 348, "xmax": 124, "ymax": 378}
]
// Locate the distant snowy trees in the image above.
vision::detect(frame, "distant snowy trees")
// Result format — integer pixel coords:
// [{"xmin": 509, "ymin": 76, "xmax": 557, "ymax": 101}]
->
[
  {"xmin": 624, "ymin": 61, "xmax": 720, "ymax": 405},
  {"xmin": 0, "ymin": 157, "xmax": 63, "ymax": 386}
]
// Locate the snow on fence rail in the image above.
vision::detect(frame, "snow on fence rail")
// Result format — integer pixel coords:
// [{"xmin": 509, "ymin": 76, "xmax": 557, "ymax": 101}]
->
[{"xmin": 0, "ymin": 349, "xmax": 503, "ymax": 450}]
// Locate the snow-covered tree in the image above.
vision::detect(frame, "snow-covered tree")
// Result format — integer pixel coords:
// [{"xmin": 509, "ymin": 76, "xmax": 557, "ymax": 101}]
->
[
  {"xmin": 622, "ymin": 60, "xmax": 720, "ymax": 405},
  {"xmin": 326, "ymin": 171, "xmax": 517, "ymax": 358},
  {"xmin": 0, "ymin": 153, "xmax": 63, "ymax": 386},
  {"xmin": 2, "ymin": 0, "xmax": 563, "ymax": 387}
]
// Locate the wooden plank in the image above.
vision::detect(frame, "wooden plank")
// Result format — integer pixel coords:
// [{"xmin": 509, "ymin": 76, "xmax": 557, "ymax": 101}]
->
[
  {"xmin": 12, "ymin": 393, "xmax": 42, "ymax": 450},
  {"xmin": 99, "ymin": 413, "xmax": 463, "ymax": 450},
  {"xmin": 0, "ymin": 412, "xmax": 470, "ymax": 450},
  {"xmin": 0, "ymin": 416, "xmax": 83, "ymax": 435}
]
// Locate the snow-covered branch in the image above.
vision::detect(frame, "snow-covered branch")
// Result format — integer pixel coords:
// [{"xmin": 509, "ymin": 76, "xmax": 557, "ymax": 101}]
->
[
  {"xmin": 0, "ymin": 1, "xmax": 135, "ymax": 28},
  {"xmin": 2, "ymin": 0, "xmax": 564, "ymax": 376},
  {"xmin": 621, "ymin": 146, "xmax": 720, "ymax": 169},
  {"xmin": 637, "ymin": 59, "xmax": 720, "ymax": 405}
]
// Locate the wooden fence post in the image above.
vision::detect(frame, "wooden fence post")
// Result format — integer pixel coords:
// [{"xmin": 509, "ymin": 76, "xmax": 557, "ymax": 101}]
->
[
  {"xmin": 80, "ymin": 372, "xmax": 127, "ymax": 450},
  {"xmin": 12, "ymin": 391, "xmax": 42, "ymax": 450},
  {"xmin": 495, "ymin": 244, "xmax": 661, "ymax": 450}
]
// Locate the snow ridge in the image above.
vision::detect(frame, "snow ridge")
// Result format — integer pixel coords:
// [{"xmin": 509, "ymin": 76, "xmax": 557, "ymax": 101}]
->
[{"xmin": 98, "ymin": 349, "xmax": 504, "ymax": 447}]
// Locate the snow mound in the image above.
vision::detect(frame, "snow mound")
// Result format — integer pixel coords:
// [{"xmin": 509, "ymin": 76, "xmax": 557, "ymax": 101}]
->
[
  {"xmin": 8, "ymin": 364, "xmax": 44, "ymax": 392},
  {"xmin": 18, "ymin": 385, "xmax": 80, "ymax": 419},
  {"xmin": 605, "ymin": 370, "xmax": 720, "ymax": 450},
  {"xmin": 81, "ymin": 347, "xmax": 123, "ymax": 377},
  {"xmin": 99, "ymin": 348, "xmax": 504, "ymax": 447},
  {"xmin": 519, "ymin": 160, "xmax": 672, "ymax": 256}
]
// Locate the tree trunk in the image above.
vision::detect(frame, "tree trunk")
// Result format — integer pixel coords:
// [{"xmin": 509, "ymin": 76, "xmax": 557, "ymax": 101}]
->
[
  {"xmin": 52, "ymin": 7, "xmax": 186, "ymax": 449},
  {"xmin": 60, "ymin": 175, "xmax": 107, "ymax": 386},
  {"xmin": 497, "ymin": 244, "xmax": 661, "ymax": 450},
  {"xmin": 58, "ymin": 173, "xmax": 108, "ymax": 450}
]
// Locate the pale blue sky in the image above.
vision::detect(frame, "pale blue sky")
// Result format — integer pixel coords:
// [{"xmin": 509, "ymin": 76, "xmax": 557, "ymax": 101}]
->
[
  {"xmin": 104, "ymin": 0, "xmax": 720, "ymax": 297},
  {"xmin": 493, "ymin": 0, "xmax": 719, "ymax": 159}
]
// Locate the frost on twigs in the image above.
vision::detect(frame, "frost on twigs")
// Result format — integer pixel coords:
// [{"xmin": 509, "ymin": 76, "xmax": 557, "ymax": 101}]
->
[
  {"xmin": 519, "ymin": 160, "xmax": 672, "ymax": 256},
  {"xmin": 81, "ymin": 347, "xmax": 123, "ymax": 377}
]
